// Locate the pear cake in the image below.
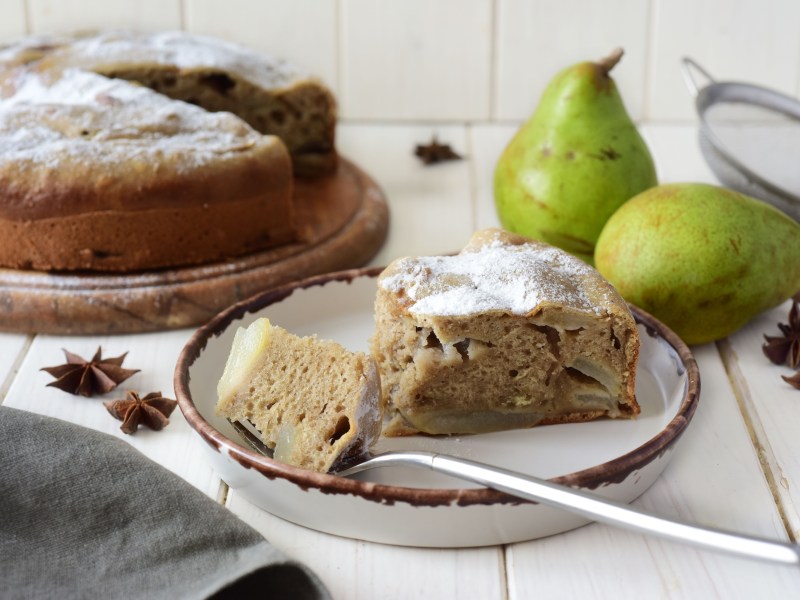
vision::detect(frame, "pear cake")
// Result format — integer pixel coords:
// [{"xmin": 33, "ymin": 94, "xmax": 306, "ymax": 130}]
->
[
  {"xmin": 0, "ymin": 30, "xmax": 339, "ymax": 272},
  {"xmin": 0, "ymin": 67, "xmax": 293, "ymax": 272},
  {"xmin": 371, "ymin": 228, "xmax": 640, "ymax": 436},
  {"xmin": 216, "ymin": 318, "xmax": 382, "ymax": 473}
]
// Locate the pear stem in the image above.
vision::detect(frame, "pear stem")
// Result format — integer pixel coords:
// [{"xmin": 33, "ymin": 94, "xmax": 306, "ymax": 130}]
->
[{"xmin": 598, "ymin": 48, "xmax": 624, "ymax": 75}]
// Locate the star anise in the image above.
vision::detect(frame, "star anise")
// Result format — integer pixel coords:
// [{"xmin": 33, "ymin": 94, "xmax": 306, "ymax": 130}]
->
[
  {"xmin": 41, "ymin": 347, "xmax": 140, "ymax": 397},
  {"xmin": 104, "ymin": 391, "xmax": 178, "ymax": 435},
  {"xmin": 414, "ymin": 136, "xmax": 463, "ymax": 165},
  {"xmin": 782, "ymin": 371, "xmax": 800, "ymax": 390},
  {"xmin": 762, "ymin": 300, "xmax": 800, "ymax": 368}
]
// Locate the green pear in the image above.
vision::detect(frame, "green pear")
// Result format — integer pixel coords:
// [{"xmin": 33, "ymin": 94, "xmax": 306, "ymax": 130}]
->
[
  {"xmin": 494, "ymin": 49, "xmax": 657, "ymax": 263},
  {"xmin": 595, "ymin": 183, "xmax": 800, "ymax": 345}
]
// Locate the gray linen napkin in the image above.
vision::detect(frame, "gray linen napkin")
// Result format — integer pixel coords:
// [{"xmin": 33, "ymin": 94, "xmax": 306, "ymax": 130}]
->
[{"xmin": 0, "ymin": 406, "xmax": 330, "ymax": 600}]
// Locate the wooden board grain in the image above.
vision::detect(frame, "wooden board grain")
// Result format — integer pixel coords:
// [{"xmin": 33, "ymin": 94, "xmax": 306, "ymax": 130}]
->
[{"xmin": 0, "ymin": 158, "xmax": 388, "ymax": 335}]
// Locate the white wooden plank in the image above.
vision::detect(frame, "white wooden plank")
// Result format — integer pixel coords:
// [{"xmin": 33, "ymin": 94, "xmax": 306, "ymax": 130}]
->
[
  {"xmin": 0, "ymin": 333, "xmax": 32, "ymax": 401},
  {"xmin": 468, "ymin": 123, "xmax": 516, "ymax": 231},
  {"xmin": 508, "ymin": 345, "xmax": 800, "ymax": 598},
  {"xmin": 26, "ymin": 0, "xmax": 181, "ymax": 33},
  {"xmin": 647, "ymin": 0, "xmax": 800, "ymax": 121},
  {"xmin": 722, "ymin": 299, "xmax": 800, "ymax": 539},
  {"xmin": 339, "ymin": 0, "xmax": 492, "ymax": 120},
  {"xmin": 494, "ymin": 0, "xmax": 650, "ymax": 121},
  {"xmin": 3, "ymin": 328, "xmax": 220, "ymax": 498},
  {"xmin": 639, "ymin": 123, "xmax": 717, "ymax": 184},
  {"xmin": 337, "ymin": 123, "xmax": 474, "ymax": 264},
  {"xmin": 0, "ymin": 0, "xmax": 26, "ymax": 41},
  {"xmin": 184, "ymin": 0, "xmax": 338, "ymax": 93},
  {"xmin": 226, "ymin": 493, "xmax": 506, "ymax": 600}
]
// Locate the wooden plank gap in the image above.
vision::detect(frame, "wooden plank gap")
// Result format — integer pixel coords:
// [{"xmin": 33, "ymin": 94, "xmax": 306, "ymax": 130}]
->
[
  {"xmin": 178, "ymin": 0, "xmax": 187, "ymax": 30},
  {"xmin": 717, "ymin": 338, "xmax": 797, "ymax": 542},
  {"xmin": 0, "ymin": 334, "xmax": 34, "ymax": 404},
  {"xmin": 216, "ymin": 479, "xmax": 230, "ymax": 506},
  {"xmin": 22, "ymin": 0, "xmax": 32, "ymax": 34},
  {"xmin": 641, "ymin": 0, "xmax": 658, "ymax": 122},
  {"xmin": 488, "ymin": 0, "xmax": 499, "ymax": 120},
  {"xmin": 334, "ymin": 0, "xmax": 343, "ymax": 97},
  {"xmin": 498, "ymin": 545, "xmax": 510, "ymax": 600}
]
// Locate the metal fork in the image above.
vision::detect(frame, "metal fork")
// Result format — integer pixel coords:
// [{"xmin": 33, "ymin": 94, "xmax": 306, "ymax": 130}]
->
[{"xmin": 229, "ymin": 419, "xmax": 800, "ymax": 566}]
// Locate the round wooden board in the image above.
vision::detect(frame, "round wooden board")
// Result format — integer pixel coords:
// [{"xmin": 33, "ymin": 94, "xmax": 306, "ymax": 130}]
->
[{"xmin": 0, "ymin": 158, "xmax": 389, "ymax": 335}]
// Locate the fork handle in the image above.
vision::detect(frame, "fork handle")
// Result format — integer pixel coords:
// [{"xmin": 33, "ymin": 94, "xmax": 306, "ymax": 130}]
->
[{"xmin": 427, "ymin": 454, "xmax": 800, "ymax": 566}]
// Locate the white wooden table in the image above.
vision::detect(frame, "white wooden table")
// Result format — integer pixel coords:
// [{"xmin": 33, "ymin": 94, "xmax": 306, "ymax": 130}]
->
[{"xmin": 3, "ymin": 122, "xmax": 800, "ymax": 599}]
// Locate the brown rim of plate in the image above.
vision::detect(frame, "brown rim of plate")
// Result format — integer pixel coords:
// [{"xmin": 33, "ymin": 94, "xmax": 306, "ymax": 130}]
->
[{"xmin": 174, "ymin": 267, "xmax": 701, "ymax": 508}]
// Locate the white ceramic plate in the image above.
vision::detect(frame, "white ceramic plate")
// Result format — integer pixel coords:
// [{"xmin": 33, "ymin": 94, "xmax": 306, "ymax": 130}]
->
[{"xmin": 175, "ymin": 268, "xmax": 700, "ymax": 548}]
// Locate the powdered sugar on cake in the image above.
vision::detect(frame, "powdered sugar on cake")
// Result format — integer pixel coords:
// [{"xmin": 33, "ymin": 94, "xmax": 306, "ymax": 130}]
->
[
  {"xmin": 380, "ymin": 234, "xmax": 610, "ymax": 317},
  {"xmin": 0, "ymin": 68, "xmax": 268, "ymax": 172}
]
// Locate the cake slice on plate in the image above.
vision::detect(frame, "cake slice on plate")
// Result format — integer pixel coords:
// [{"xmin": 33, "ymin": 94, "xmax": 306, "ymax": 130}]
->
[
  {"xmin": 371, "ymin": 228, "xmax": 640, "ymax": 436},
  {"xmin": 216, "ymin": 318, "xmax": 382, "ymax": 473}
]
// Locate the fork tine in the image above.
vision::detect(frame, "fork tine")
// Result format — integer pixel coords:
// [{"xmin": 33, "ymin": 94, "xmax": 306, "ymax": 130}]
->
[{"xmin": 228, "ymin": 419, "xmax": 273, "ymax": 457}]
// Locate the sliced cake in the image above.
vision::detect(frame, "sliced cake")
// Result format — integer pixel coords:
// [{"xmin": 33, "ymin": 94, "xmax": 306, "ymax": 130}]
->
[
  {"xmin": 216, "ymin": 317, "xmax": 382, "ymax": 473},
  {"xmin": 0, "ymin": 67, "xmax": 293, "ymax": 272},
  {"xmin": 371, "ymin": 228, "xmax": 640, "ymax": 436}
]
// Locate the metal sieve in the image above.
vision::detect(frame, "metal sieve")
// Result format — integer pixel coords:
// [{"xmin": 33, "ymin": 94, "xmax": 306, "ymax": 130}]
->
[{"xmin": 681, "ymin": 57, "xmax": 800, "ymax": 221}]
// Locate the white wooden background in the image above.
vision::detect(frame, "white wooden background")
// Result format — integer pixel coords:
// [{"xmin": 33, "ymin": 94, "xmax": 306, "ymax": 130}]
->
[
  {"xmin": 2, "ymin": 122, "xmax": 800, "ymax": 598},
  {"xmin": 1, "ymin": 0, "xmax": 800, "ymax": 123}
]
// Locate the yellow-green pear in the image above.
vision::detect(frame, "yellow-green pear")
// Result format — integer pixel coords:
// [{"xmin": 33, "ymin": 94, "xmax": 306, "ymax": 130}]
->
[
  {"xmin": 494, "ymin": 49, "xmax": 657, "ymax": 263},
  {"xmin": 595, "ymin": 183, "xmax": 800, "ymax": 345}
]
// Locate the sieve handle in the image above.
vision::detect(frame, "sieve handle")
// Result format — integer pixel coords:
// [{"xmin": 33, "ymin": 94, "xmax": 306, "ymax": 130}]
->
[{"xmin": 681, "ymin": 57, "xmax": 716, "ymax": 98}]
